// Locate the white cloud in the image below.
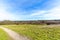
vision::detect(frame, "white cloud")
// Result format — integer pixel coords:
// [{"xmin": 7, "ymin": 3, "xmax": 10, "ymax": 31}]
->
[
  {"xmin": 30, "ymin": 10, "xmax": 47, "ymax": 16},
  {"xmin": 30, "ymin": 6, "xmax": 60, "ymax": 20},
  {"xmin": 0, "ymin": 10, "xmax": 15, "ymax": 20},
  {"xmin": 0, "ymin": 0, "xmax": 60, "ymax": 20},
  {"xmin": 0, "ymin": 3, "xmax": 16, "ymax": 20},
  {"xmin": 29, "ymin": 0, "xmax": 60, "ymax": 20},
  {"xmin": 43, "ymin": 6, "xmax": 60, "ymax": 20}
]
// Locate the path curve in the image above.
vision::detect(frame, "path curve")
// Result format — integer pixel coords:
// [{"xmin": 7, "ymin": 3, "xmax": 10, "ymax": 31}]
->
[{"xmin": 0, "ymin": 27, "xmax": 30, "ymax": 40}]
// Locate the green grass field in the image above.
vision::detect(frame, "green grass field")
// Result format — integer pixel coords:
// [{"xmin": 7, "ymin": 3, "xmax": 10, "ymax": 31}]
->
[
  {"xmin": 3, "ymin": 25, "xmax": 60, "ymax": 40},
  {"xmin": 0, "ymin": 28, "xmax": 12, "ymax": 40}
]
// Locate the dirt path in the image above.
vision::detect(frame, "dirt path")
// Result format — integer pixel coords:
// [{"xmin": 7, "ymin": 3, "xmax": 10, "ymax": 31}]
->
[{"xmin": 0, "ymin": 27, "xmax": 30, "ymax": 40}]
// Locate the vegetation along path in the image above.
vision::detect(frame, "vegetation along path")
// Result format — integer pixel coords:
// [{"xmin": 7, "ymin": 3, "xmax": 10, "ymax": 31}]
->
[{"xmin": 0, "ymin": 26, "xmax": 30, "ymax": 40}]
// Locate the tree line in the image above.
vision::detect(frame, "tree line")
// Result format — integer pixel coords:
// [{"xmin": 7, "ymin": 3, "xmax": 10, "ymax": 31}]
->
[{"xmin": 0, "ymin": 20, "xmax": 60, "ymax": 25}]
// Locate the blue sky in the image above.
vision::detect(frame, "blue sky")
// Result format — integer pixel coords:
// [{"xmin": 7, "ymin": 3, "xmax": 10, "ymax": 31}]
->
[{"xmin": 0, "ymin": 0, "xmax": 60, "ymax": 20}]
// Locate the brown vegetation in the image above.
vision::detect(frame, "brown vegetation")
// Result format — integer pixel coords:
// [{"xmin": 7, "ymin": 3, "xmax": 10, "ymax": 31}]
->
[{"xmin": 0, "ymin": 20, "xmax": 60, "ymax": 25}]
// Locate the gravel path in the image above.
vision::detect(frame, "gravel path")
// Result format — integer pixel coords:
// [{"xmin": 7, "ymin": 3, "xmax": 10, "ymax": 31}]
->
[{"xmin": 0, "ymin": 27, "xmax": 30, "ymax": 40}]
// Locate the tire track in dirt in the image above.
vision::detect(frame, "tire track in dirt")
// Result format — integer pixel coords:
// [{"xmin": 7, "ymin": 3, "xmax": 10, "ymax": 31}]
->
[{"xmin": 0, "ymin": 27, "xmax": 30, "ymax": 40}]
